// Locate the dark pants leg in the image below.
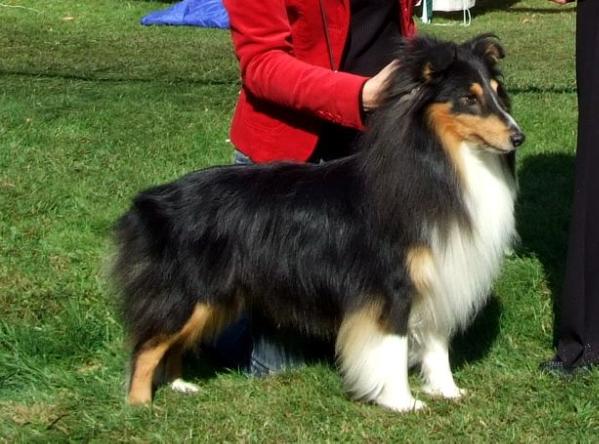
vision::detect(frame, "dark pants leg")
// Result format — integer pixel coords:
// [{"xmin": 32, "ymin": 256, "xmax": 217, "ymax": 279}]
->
[{"xmin": 555, "ymin": 0, "xmax": 599, "ymax": 366}]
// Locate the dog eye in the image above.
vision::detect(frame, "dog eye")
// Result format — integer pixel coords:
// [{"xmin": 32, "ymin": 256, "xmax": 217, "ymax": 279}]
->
[{"xmin": 460, "ymin": 95, "xmax": 478, "ymax": 106}]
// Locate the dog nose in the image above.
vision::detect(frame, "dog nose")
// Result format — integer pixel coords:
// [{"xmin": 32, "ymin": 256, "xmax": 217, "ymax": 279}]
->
[{"xmin": 510, "ymin": 130, "xmax": 525, "ymax": 148}]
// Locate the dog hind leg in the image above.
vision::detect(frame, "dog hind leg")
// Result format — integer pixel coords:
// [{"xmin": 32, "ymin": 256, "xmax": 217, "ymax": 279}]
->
[
  {"xmin": 128, "ymin": 302, "xmax": 236, "ymax": 404},
  {"xmin": 129, "ymin": 337, "xmax": 175, "ymax": 405}
]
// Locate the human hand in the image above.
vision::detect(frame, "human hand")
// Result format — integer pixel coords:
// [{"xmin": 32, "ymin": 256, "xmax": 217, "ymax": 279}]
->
[
  {"xmin": 362, "ymin": 60, "xmax": 399, "ymax": 111},
  {"xmin": 549, "ymin": 0, "xmax": 574, "ymax": 4}
]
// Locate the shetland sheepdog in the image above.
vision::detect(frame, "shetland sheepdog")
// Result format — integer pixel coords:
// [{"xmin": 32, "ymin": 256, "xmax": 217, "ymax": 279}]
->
[{"xmin": 112, "ymin": 34, "xmax": 524, "ymax": 411}]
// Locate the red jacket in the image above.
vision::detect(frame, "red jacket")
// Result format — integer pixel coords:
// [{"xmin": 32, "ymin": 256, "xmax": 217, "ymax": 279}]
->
[{"xmin": 223, "ymin": 0, "xmax": 417, "ymax": 163}]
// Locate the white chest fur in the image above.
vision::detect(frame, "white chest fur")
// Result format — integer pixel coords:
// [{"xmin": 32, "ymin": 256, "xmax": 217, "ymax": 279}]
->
[{"xmin": 413, "ymin": 144, "xmax": 517, "ymax": 337}]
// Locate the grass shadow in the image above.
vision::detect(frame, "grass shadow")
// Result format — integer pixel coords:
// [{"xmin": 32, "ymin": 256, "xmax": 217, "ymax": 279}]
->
[
  {"xmin": 182, "ymin": 348, "xmax": 228, "ymax": 380},
  {"xmin": 152, "ymin": 347, "xmax": 233, "ymax": 392},
  {"xmin": 515, "ymin": 152, "xmax": 575, "ymax": 345},
  {"xmin": 451, "ymin": 295, "xmax": 502, "ymax": 369},
  {"xmin": 452, "ymin": 152, "xmax": 575, "ymax": 364}
]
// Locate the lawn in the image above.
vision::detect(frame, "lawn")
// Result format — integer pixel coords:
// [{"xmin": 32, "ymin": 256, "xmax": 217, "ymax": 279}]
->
[{"xmin": 1, "ymin": 0, "xmax": 597, "ymax": 442}]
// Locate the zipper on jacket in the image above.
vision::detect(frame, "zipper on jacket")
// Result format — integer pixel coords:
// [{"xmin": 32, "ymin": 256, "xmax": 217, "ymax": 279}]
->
[{"xmin": 318, "ymin": 0, "xmax": 337, "ymax": 71}]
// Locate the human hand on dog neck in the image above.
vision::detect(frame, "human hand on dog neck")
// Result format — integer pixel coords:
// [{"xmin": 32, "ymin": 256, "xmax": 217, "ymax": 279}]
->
[{"xmin": 362, "ymin": 60, "xmax": 399, "ymax": 112}]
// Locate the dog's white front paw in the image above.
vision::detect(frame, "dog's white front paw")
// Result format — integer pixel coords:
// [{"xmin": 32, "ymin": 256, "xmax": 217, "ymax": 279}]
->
[
  {"xmin": 422, "ymin": 383, "xmax": 467, "ymax": 400},
  {"xmin": 375, "ymin": 394, "xmax": 427, "ymax": 412},
  {"xmin": 170, "ymin": 378, "xmax": 200, "ymax": 394}
]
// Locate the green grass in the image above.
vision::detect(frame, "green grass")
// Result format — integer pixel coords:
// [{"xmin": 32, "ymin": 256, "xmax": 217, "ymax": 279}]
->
[{"xmin": 1, "ymin": 0, "xmax": 597, "ymax": 441}]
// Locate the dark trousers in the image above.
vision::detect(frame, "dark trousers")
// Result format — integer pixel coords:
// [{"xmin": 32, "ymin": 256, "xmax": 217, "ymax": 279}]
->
[{"xmin": 556, "ymin": 0, "xmax": 599, "ymax": 365}]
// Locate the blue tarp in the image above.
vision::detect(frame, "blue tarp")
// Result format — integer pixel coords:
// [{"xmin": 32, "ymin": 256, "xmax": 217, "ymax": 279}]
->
[{"xmin": 141, "ymin": 0, "xmax": 230, "ymax": 29}]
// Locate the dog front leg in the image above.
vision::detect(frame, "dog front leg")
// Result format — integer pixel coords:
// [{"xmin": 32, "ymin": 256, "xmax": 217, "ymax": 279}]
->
[
  {"xmin": 374, "ymin": 334, "xmax": 426, "ymax": 412},
  {"xmin": 420, "ymin": 331, "xmax": 466, "ymax": 399},
  {"xmin": 336, "ymin": 302, "xmax": 425, "ymax": 412}
]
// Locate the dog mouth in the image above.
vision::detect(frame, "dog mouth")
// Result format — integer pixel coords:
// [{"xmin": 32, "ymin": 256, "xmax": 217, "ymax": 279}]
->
[
  {"xmin": 470, "ymin": 130, "xmax": 524, "ymax": 153},
  {"xmin": 481, "ymin": 142, "xmax": 517, "ymax": 154},
  {"xmin": 469, "ymin": 136, "xmax": 516, "ymax": 154}
]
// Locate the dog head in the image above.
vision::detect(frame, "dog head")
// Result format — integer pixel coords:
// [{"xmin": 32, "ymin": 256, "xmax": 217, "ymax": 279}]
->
[{"xmin": 385, "ymin": 34, "xmax": 525, "ymax": 153}]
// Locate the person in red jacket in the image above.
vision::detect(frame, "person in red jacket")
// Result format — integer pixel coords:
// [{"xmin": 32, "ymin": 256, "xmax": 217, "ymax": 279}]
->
[
  {"xmin": 211, "ymin": 0, "xmax": 417, "ymax": 376},
  {"xmin": 223, "ymin": 0, "xmax": 416, "ymax": 163}
]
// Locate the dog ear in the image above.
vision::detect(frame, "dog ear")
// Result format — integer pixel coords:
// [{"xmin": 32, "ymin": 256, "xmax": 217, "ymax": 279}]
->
[
  {"xmin": 419, "ymin": 41, "xmax": 457, "ymax": 84},
  {"xmin": 466, "ymin": 34, "xmax": 505, "ymax": 66}
]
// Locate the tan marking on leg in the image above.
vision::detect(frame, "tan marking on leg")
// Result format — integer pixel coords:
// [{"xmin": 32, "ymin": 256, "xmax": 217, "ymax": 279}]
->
[
  {"xmin": 129, "ymin": 338, "xmax": 174, "ymax": 405},
  {"xmin": 490, "ymin": 79, "xmax": 499, "ymax": 92},
  {"xmin": 336, "ymin": 303, "xmax": 422, "ymax": 411},
  {"xmin": 201, "ymin": 301, "xmax": 243, "ymax": 344},
  {"xmin": 128, "ymin": 303, "xmax": 236, "ymax": 405},
  {"xmin": 337, "ymin": 303, "xmax": 384, "ymax": 359},
  {"xmin": 128, "ymin": 301, "xmax": 243, "ymax": 405},
  {"xmin": 177, "ymin": 304, "xmax": 215, "ymax": 348},
  {"xmin": 336, "ymin": 302, "xmax": 385, "ymax": 400},
  {"xmin": 178, "ymin": 301, "xmax": 242, "ymax": 348}
]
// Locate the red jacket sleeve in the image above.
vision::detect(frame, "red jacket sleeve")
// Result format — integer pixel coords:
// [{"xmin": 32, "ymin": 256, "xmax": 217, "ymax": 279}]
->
[{"xmin": 223, "ymin": 0, "xmax": 368, "ymax": 130}]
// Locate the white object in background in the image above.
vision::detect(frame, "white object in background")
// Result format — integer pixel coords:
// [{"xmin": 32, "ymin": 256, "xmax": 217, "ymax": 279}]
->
[{"xmin": 421, "ymin": 0, "xmax": 475, "ymax": 26}]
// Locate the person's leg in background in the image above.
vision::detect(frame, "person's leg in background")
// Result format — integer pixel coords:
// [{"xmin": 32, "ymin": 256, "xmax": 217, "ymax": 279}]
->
[{"xmin": 543, "ymin": 0, "xmax": 599, "ymax": 373}]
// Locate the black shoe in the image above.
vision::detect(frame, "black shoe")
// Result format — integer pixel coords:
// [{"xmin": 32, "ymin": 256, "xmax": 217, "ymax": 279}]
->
[
  {"xmin": 539, "ymin": 357, "xmax": 576, "ymax": 376},
  {"xmin": 539, "ymin": 356, "xmax": 595, "ymax": 376}
]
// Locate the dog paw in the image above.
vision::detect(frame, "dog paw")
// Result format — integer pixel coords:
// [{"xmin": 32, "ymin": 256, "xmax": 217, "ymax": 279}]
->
[
  {"xmin": 170, "ymin": 378, "xmax": 200, "ymax": 394},
  {"xmin": 422, "ymin": 384, "xmax": 467, "ymax": 400},
  {"xmin": 376, "ymin": 395, "xmax": 427, "ymax": 412}
]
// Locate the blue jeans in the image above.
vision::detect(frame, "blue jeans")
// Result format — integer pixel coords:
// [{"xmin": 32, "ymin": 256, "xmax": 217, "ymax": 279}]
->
[{"xmin": 208, "ymin": 150, "xmax": 333, "ymax": 376}]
